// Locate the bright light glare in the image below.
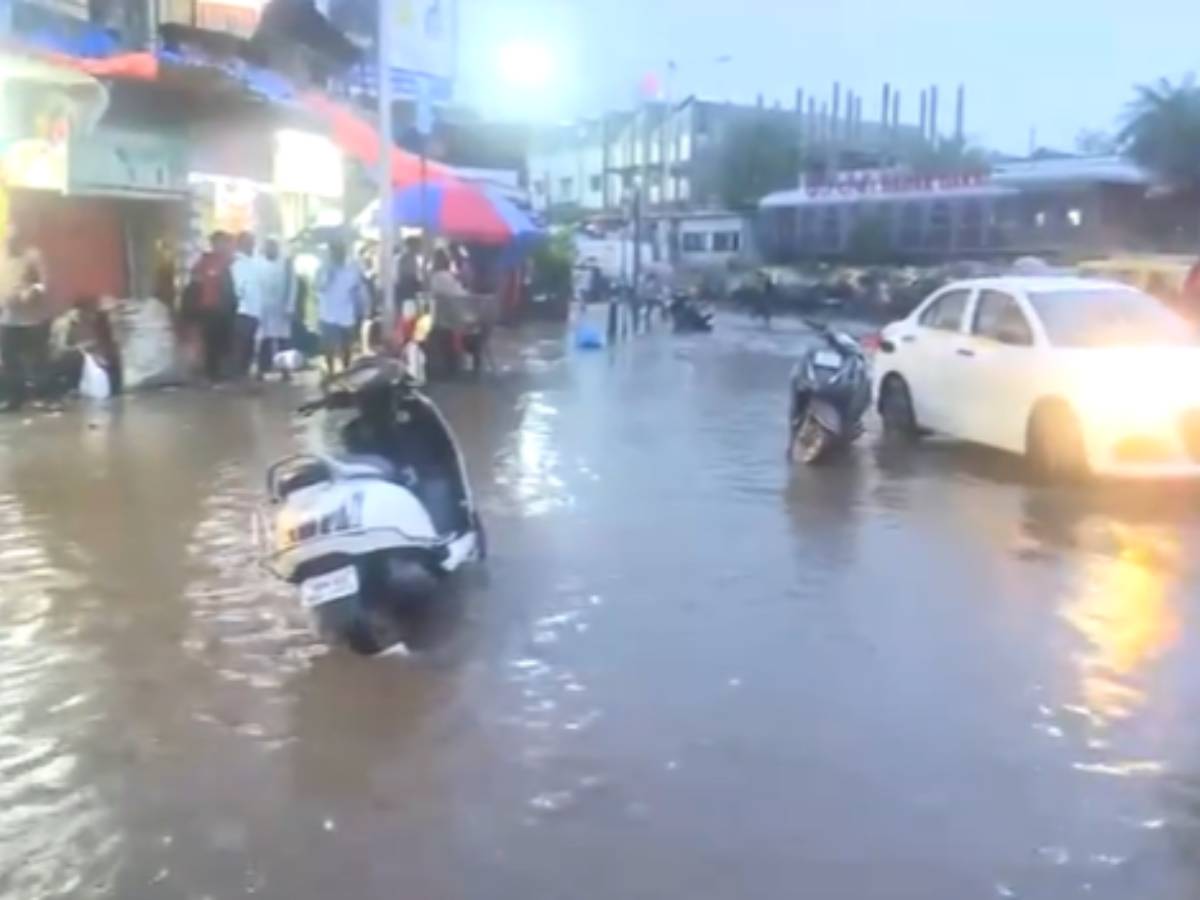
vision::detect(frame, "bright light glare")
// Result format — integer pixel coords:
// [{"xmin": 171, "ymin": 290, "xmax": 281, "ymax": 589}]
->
[{"xmin": 497, "ymin": 40, "xmax": 556, "ymax": 90}]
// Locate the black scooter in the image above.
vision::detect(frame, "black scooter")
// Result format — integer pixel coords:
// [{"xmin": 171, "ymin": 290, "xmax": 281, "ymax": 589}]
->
[{"xmin": 787, "ymin": 320, "xmax": 872, "ymax": 464}]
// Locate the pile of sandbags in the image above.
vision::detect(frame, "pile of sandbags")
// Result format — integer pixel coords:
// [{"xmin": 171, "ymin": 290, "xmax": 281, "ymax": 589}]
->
[{"xmin": 110, "ymin": 297, "xmax": 189, "ymax": 390}]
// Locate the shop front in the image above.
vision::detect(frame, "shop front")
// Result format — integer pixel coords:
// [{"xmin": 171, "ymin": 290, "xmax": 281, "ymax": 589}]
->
[
  {"xmin": 273, "ymin": 127, "xmax": 346, "ymax": 239},
  {"xmin": 68, "ymin": 125, "xmax": 189, "ymax": 302},
  {"xmin": 1, "ymin": 50, "xmax": 109, "ymax": 308}
]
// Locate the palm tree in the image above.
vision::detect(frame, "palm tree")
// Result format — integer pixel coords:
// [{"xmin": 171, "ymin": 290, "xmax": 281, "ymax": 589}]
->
[{"xmin": 1119, "ymin": 76, "xmax": 1200, "ymax": 194}]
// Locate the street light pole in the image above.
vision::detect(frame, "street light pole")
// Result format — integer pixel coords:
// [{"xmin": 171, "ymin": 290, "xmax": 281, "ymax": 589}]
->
[{"xmin": 377, "ymin": 0, "xmax": 395, "ymax": 336}]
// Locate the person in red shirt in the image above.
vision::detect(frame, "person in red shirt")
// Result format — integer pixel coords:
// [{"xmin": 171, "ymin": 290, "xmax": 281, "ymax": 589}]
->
[{"xmin": 184, "ymin": 231, "xmax": 236, "ymax": 381}]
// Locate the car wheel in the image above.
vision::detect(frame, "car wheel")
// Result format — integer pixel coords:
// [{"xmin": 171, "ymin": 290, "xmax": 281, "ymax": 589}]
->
[
  {"xmin": 879, "ymin": 375, "xmax": 920, "ymax": 438},
  {"xmin": 1026, "ymin": 401, "xmax": 1088, "ymax": 482}
]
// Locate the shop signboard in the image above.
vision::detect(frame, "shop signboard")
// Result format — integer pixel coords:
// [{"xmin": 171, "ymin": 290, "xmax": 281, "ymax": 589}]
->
[
  {"xmin": 69, "ymin": 127, "xmax": 187, "ymax": 198},
  {"xmin": 329, "ymin": 0, "xmax": 457, "ymax": 100},
  {"xmin": 0, "ymin": 76, "xmax": 76, "ymax": 193},
  {"xmin": 273, "ymin": 129, "xmax": 343, "ymax": 199},
  {"xmin": 1, "ymin": 124, "xmax": 69, "ymax": 192},
  {"xmin": 800, "ymin": 168, "xmax": 992, "ymax": 200}
]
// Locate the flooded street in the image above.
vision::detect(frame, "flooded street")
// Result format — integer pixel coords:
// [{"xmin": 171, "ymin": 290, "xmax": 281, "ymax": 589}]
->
[{"xmin": 4, "ymin": 313, "xmax": 1200, "ymax": 900}]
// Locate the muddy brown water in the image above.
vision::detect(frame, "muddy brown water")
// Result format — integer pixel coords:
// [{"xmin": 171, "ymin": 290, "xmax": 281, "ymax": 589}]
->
[{"xmin": 3, "ymin": 314, "xmax": 1200, "ymax": 899}]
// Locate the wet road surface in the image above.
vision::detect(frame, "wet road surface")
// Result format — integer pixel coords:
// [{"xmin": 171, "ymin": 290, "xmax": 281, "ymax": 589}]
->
[{"xmin": 3, "ymin": 313, "xmax": 1200, "ymax": 899}]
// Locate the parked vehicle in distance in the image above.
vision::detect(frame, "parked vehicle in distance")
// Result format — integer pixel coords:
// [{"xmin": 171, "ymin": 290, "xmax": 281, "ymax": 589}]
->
[
  {"xmin": 787, "ymin": 319, "xmax": 873, "ymax": 464},
  {"xmin": 668, "ymin": 291, "xmax": 715, "ymax": 333},
  {"xmin": 874, "ymin": 276, "xmax": 1200, "ymax": 479}
]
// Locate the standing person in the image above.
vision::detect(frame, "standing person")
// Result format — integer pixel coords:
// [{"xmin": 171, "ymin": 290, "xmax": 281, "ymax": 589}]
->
[
  {"xmin": 753, "ymin": 269, "xmax": 775, "ymax": 328},
  {"xmin": 186, "ymin": 231, "xmax": 236, "ymax": 382},
  {"xmin": 256, "ymin": 237, "xmax": 295, "ymax": 380},
  {"xmin": 396, "ymin": 237, "xmax": 424, "ymax": 305},
  {"xmin": 429, "ymin": 248, "xmax": 472, "ymax": 377},
  {"xmin": 0, "ymin": 229, "xmax": 49, "ymax": 411},
  {"xmin": 230, "ymin": 232, "xmax": 263, "ymax": 378},
  {"xmin": 316, "ymin": 239, "xmax": 366, "ymax": 375}
]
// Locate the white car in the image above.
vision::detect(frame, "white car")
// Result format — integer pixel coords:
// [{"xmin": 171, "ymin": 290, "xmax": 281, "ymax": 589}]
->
[{"xmin": 874, "ymin": 276, "xmax": 1200, "ymax": 478}]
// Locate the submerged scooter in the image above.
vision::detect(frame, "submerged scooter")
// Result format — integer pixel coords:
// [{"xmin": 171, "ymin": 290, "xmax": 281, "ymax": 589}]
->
[
  {"xmin": 787, "ymin": 319, "xmax": 872, "ymax": 464},
  {"xmin": 262, "ymin": 358, "xmax": 484, "ymax": 654},
  {"xmin": 669, "ymin": 291, "xmax": 715, "ymax": 333}
]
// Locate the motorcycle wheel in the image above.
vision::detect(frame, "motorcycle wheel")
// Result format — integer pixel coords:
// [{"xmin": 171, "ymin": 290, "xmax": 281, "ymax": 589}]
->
[
  {"xmin": 791, "ymin": 414, "xmax": 834, "ymax": 465},
  {"xmin": 314, "ymin": 596, "xmax": 385, "ymax": 656}
]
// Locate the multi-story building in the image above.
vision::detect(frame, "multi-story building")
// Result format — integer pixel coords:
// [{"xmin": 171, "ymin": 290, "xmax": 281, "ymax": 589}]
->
[{"xmin": 529, "ymin": 94, "xmax": 922, "ymax": 266}]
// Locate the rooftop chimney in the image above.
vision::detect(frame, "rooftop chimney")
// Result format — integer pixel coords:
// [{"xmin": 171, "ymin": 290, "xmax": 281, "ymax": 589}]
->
[
  {"xmin": 930, "ymin": 84, "xmax": 940, "ymax": 144},
  {"xmin": 955, "ymin": 84, "xmax": 965, "ymax": 144}
]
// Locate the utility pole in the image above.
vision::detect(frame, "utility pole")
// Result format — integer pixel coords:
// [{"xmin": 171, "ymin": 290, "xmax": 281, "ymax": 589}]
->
[{"xmin": 377, "ymin": 0, "xmax": 395, "ymax": 335}]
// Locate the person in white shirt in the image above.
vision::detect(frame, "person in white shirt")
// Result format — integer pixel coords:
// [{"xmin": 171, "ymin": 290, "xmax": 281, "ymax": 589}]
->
[
  {"xmin": 230, "ymin": 231, "xmax": 263, "ymax": 378},
  {"xmin": 315, "ymin": 240, "xmax": 366, "ymax": 374},
  {"xmin": 255, "ymin": 237, "xmax": 295, "ymax": 380}
]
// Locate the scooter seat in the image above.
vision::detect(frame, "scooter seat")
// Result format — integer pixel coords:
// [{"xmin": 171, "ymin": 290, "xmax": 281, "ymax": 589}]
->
[{"xmin": 328, "ymin": 454, "xmax": 398, "ymax": 482}]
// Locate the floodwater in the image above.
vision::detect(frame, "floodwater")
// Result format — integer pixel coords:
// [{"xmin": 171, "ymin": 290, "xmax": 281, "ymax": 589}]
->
[{"xmin": 3, "ymin": 314, "xmax": 1200, "ymax": 900}]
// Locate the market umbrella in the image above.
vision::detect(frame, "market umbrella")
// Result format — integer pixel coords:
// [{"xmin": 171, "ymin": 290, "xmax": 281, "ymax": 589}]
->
[
  {"xmin": 301, "ymin": 92, "xmax": 456, "ymax": 188},
  {"xmin": 389, "ymin": 181, "xmax": 542, "ymax": 245}
]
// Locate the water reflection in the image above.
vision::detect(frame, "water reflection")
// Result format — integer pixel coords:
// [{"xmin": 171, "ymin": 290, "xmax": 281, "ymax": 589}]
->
[
  {"xmin": 1059, "ymin": 526, "xmax": 1179, "ymax": 724},
  {"xmin": 493, "ymin": 392, "xmax": 570, "ymax": 517}
]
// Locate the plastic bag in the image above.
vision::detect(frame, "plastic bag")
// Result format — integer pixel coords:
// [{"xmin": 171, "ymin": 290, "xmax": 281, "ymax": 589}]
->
[
  {"xmin": 574, "ymin": 321, "xmax": 604, "ymax": 350},
  {"xmin": 112, "ymin": 298, "xmax": 188, "ymax": 390},
  {"xmin": 79, "ymin": 352, "xmax": 112, "ymax": 399}
]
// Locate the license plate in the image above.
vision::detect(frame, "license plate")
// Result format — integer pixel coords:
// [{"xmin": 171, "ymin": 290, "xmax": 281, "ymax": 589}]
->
[
  {"xmin": 299, "ymin": 565, "xmax": 359, "ymax": 608},
  {"xmin": 814, "ymin": 350, "xmax": 842, "ymax": 368}
]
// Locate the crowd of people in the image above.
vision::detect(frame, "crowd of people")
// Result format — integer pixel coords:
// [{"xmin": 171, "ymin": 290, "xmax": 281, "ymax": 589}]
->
[
  {"xmin": 0, "ymin": 223, "xmax": 503, "ymax": 412},
  {"xmin": 1, "ymin": 228, "xmax": 123, "ymax": 412},
  {"xmin": 184, "ymin": 229, "xmax": 313, "ymax": 383}
]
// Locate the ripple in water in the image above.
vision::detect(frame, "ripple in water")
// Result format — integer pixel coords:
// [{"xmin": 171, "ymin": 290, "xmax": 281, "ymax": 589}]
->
[{"xmin": 0, "ymin": 494, "xmax": 123, "ymax": 899}]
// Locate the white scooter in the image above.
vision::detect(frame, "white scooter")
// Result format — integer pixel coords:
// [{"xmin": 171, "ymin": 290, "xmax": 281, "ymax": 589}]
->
[{"xmin": 262, "ymin": 358, "xmax": 484, "ymax": 654}]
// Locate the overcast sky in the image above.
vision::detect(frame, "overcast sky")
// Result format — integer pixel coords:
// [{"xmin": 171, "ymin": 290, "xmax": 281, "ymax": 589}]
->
[{"xmin": 456, "ymin": 0, "xmax": 1198, "ymax": 153}]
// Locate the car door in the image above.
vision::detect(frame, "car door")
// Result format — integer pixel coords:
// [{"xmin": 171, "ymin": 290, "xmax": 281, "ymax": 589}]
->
[
  {"xmin": 901, "ymin": 287, "xmax": 974, "ymax": 432},
  {"xmin": 956, "ymin": 288, "xmax": 1041, "ymax": 452}
]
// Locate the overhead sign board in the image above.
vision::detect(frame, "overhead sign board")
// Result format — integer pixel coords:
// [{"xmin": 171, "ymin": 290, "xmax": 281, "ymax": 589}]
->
[
  {"xmin": 328, "ymin": 0, "xmax": 457, "ymax": 100},
  {"xmin": 69, "ymin": 127, "xmax": 187, "ymax": 197}
]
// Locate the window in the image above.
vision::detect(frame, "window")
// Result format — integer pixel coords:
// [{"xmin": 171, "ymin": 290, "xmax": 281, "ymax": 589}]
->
[
  {"xmin": 534, "ymin": 179, "xmax": 546, "ymax": 196},
  {"xmin": 1029, "ymin": 289, "xmax": 1195, "ymax": 347},
  {"xmin": 918, "ymin": 289, "xmax": 970, "ymax": 332},
  {"xmin": 973, "ymin": 290, "xmax": 1033, "ymax": 346},
  {"xmin": 1068, "ymin": 207, "xmax": 1083, "ymax": 227},
  {"xmin": 559, "ymin": 177, "xmax": 574, "ymax": 198},
  {"xmin": 681, "ymin": 232, "xmax": 707, "ymax": 253},
  {"xmin": 589, "ymin": 175, "xmax": 602, "ymax": 192},
  {"xmin": 712, "ymin": 231, "xmax": 741, "ymax": 252}
]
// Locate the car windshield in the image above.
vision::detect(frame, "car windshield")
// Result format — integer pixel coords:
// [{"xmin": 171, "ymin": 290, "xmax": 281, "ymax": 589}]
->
[{"xmin": 1029, "ymin": 289, "xmax": 1196, "ymax": 347}]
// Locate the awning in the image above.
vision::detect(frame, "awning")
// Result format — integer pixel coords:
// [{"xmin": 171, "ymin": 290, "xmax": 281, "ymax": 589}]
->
[{"xmin": 300, "ymin": 92, "xmax": 457, "ymax": 188}]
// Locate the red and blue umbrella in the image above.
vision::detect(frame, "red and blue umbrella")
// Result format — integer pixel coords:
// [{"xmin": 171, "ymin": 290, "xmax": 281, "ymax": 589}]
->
[{"xmin": 390, "ymin": 180, "xmax": 542, "ymax": 246}]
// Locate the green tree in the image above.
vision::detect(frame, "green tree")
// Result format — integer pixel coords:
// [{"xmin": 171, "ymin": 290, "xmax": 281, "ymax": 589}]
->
[
  {"xmin": 717, "ymin": 118, "xmax": 800, "ymax": 211},
  {"xmin": 1074, "ymin": 128, "xmax": 1117, "ymax": 155},
  {"xmin": 1118, "ymin": 76, "xmax": 1200, "ymax": 193}
]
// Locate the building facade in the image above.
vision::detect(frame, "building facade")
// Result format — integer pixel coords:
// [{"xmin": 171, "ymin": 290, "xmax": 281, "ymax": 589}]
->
[
  {"xmin": 529, "ymin": 93, "xmax": 928, "ymax": 268},
  {"xmin": 757, "ymin": 156, "xmax": 1181, "ymax": 263}
]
